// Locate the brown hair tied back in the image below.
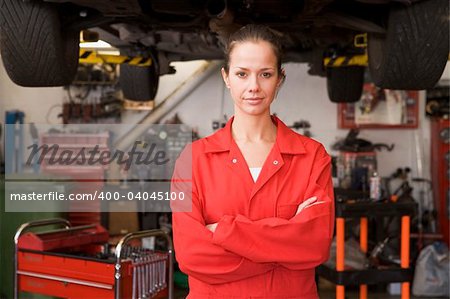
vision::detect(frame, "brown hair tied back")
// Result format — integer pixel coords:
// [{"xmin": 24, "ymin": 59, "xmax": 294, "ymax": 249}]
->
[{"xmin": 223, "ymin": 24, "xmax": 284, "ymax": 75}]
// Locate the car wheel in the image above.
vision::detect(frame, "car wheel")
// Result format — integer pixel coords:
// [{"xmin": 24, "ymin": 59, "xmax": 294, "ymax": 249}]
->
[
  {"xmin": 120, "ymin": 61, "xmax": 159, "ymax": 102},
  {"xmin": 368, "ymin": 0, "xmax": 449, "ymax": 90},
  {"xmin": 327, "ymin": 66, "xmax": 364, "ymax": 103},
  {"xmin": 0, "ymin": 0, "xmax": 79, "ymax": 86}
]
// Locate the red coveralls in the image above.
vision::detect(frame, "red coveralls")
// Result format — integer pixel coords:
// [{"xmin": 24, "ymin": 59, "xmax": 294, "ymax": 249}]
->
[{"xmin": 171, "ymin": 116, "xmax": 335, "ymax": 298}]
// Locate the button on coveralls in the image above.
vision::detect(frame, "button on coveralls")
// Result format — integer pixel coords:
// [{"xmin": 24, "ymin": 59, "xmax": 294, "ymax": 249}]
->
[{"xmin": 171, "ymin": 116, "xmax": 335, "ymax": 298}]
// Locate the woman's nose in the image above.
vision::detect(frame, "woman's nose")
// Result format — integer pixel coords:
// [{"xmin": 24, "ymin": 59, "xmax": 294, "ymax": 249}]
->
[{"xmin": 247, "ymin": 75, "xmax": 260, "ymax": 93}]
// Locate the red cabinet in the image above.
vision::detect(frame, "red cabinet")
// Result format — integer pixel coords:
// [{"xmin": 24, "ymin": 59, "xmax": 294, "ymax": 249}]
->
[{"xmin": 430, "ymin": 118, "xmax": 450, "ymax": 245}]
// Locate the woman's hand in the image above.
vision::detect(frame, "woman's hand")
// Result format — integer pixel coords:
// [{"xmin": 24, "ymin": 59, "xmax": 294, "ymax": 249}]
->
[
  {"xmin": 295, "ymin": 196, "xmax": 317, "ymax": 215},
  {"xmin": 206, "ymin": 223, "xmax": 218, "ymax": 232}
]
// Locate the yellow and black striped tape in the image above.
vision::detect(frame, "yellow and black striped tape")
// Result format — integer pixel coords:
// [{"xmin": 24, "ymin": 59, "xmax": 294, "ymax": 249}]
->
[
  {"xmin": 79, "ymin": 49, "xmax": 152, "ymax": 67},
  {"xmin": 324, "ymin": 54, "xmax": 368, "ymax": 68}
]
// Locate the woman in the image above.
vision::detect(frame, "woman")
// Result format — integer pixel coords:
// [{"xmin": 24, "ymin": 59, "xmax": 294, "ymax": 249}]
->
[{"xmin": 171, "ymin": 24, "xmax": 334, "ymax": 299}]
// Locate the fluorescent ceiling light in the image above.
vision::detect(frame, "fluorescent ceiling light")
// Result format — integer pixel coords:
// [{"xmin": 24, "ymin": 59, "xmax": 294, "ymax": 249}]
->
[
  {"xmin": 80, "ymin": 40, "xmax": 114, "ymax": 49},
  {"xmin": 80, "ymin": 40, "xmax": 120, "ymax": 55}
]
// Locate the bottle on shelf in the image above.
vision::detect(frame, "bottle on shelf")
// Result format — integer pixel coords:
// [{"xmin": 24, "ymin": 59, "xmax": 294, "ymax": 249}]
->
[{"xmin": 370, "ymin": 171, "xmax": 381, "ymax": 201}]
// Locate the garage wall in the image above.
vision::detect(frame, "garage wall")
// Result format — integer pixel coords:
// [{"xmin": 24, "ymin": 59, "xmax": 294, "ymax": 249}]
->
[
  {"xmin": 0, "ymin": 59, "xmax": 64, "ymax": 125},
  {"xmin": 0, "ymin": 58, "xmax": 440, "ymax": 181}
]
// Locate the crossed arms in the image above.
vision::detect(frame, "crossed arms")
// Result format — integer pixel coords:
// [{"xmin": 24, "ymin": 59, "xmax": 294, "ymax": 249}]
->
[{"xmin": 171, "ymin": 152, "xmax": 334, "ymax": 284}]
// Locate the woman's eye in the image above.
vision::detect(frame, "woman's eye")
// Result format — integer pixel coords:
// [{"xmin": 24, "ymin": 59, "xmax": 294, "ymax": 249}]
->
[
  {"xmin": 261, "ymin": 72, "xmax": 272, "ymax": 78},
  {"xmin": 236, "ymin": 72, "xmax": 246, "ymax": 78}
]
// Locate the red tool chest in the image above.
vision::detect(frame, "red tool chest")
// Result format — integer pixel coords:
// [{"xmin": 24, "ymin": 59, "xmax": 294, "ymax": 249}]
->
[{"xmin": 14, "ymin": 219, "xmax": 173, "ymax": 299}]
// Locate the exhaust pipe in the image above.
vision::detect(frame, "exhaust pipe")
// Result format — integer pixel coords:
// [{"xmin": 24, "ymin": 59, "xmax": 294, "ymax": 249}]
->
[
  {"xmin": 206, "ymin": 0, "xmax": 228, "ymax": 18},
  {"xmin": 207, "ymin": 0, "xmax": 241, "ymax": 46}
]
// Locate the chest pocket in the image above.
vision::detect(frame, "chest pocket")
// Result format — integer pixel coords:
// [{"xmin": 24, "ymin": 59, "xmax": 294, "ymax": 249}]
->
[{"xmin": 277, "ymin": 204, "xmax": 298, "ymax": 220}]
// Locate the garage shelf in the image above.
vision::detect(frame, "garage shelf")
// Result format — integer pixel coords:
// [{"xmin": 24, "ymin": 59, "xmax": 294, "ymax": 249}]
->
[{"xmin": 317, "ymin": 265, "xmax": 413, "ymax": 286}]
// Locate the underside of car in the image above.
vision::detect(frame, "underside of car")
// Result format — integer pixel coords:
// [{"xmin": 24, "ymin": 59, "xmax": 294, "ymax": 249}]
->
[
  {"xmin": 0, "ymin": 0, "xmax": 448, "ymax": 102},
  {"xmin": 55, "ymin": 0, "xmax": 394, "ymax": 67}
]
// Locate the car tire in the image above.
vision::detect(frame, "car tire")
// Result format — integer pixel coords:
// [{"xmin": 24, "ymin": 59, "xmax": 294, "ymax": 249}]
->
[
  {"xmin": 368, "ymin": 0, "xmax": 449, "ymax": 90},
  {"xmin": 120, "ymin": 62, "xmax": 159, "ymax": 102},
  {"xmin": 0, "ymin": 0, "xmax": 79, "ymax": 86},
  {"xmin": 327, "ymin": 66, "xmax": 364, "ymax": 103}
]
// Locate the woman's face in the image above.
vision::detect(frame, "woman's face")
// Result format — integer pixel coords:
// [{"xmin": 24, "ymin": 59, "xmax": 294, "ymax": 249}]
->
[{"xmin": 222, "ymin": 40, "xmax": 283, "ymax": 117}]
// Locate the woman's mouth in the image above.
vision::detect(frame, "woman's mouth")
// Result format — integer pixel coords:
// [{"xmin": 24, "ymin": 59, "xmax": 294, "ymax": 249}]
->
[{"xmin": 245, "ymin": 97, "xmax": 263, "ymax": 105}]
